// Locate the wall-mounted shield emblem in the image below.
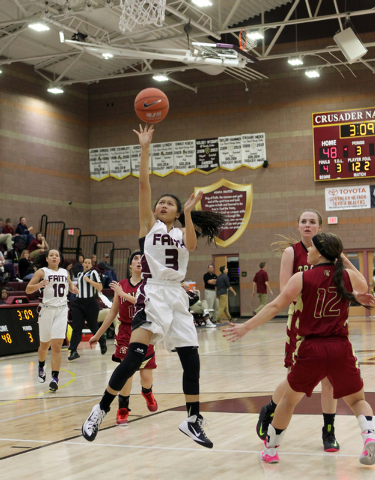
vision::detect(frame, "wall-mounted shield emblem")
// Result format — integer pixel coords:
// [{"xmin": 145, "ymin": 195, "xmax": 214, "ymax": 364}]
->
[{"xmin": 194, "ymin": 179, "xmax": 253, "ymax": 248}]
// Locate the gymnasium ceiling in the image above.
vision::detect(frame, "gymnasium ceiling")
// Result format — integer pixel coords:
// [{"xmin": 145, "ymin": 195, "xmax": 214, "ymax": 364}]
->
[{"xmin": 0, "ymin": 0, "xmax": 375, "ymax": 92}]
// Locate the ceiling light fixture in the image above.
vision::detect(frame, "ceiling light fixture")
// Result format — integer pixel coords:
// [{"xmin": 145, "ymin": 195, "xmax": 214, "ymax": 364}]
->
[
  {"xmin": 47, "ymin": 85, "xmax": 64, "ymax": 94},
  {"xmin": 192, "ymin": 0, "xmax": 212, "ymax": 7},
  {"xmin": 102, "ymin": 53, "xmax": 113, "ymax": 59},
  {"xmin": 288, "ymin": 56, "xmax": 303, "ymax": 66},
  {"xmin": 59, "ymin": 30, "xmax": 65, "ymax": 43},
  {"xmin": 247, "ymin": 31, "xmax": 264, "ymax": 41},
  {"xmin": 153, "ymin": 74, "xmax": 168, "ymax": 82},
  {"xmin": 305, "ymin": 69, "xmax": 320, "ymax": 78},
  {"xmin": 28, "ymin": 22, "xmax": 50, "ymax": 32}
]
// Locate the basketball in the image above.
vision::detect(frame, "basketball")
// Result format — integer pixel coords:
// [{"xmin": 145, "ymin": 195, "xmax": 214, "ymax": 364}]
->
[{"xmin": 134, "ymin": 88, "xmax": 169, "ymax": 124}]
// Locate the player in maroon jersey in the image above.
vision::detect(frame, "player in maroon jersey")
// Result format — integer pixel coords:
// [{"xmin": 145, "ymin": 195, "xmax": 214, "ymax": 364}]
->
[
  {"xmin": 88, "ymin": 251, "xmax": 157, "ymax": 426},
  {"xmin": 256, "ymin": 209, "xmax": 374, "ymax": 452},
  {"xmin": 224, "ymin": 232, "xmax": 375, "ymax": 465}
]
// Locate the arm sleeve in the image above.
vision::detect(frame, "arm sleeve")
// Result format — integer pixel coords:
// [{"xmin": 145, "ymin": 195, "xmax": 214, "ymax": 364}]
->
[
  {"xmin": 225, "ymin": 276, "xmax": 230, "ymax": 288},
  {"xmin": 265, "ymin": 272, "xmax": 269, "ymax": 281},
  {"xmin": 253, "ymin": 273, "xmax": 258, "ymax": 282}
]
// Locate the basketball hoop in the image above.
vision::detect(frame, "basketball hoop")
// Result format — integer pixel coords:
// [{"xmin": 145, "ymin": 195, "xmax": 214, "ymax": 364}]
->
[
  {"xmin": 119, "ymin": 0, "xmax": 166, "ymax": 33},
  {"xmin": 239, "ymin": 28, "xmax": 257, "ymax": 52}
]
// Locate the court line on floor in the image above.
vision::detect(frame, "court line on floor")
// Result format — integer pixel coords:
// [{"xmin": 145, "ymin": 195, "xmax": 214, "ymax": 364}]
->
[
  {"xmin": 0, "ymin": 367, "xmax": 77, "ymax": 406},
  {"xmin": 62, "ymin": 441, "xmax": 361, "ymax": 458},
  {"xmin": 0, "ymin": 397, "xmax": 101, "ymax": 423}
]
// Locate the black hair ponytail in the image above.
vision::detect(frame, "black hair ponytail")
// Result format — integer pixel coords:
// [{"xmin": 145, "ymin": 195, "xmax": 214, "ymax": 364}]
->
[
  {"xmin": 314, "ymin": 233, "xmax": 367, "ymax": 308},
  {"xmin": 179, "ymin": 211, "xmax": 226, "ymax": 243}
]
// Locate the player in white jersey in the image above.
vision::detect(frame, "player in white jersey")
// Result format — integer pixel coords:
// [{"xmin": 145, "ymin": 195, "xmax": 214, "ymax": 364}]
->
[
  {"xmin": 26, "ymin": 250, "xmax": 78, "ymax": 391},
  {"xmin": 82, "ymin": 124, "xmax": 225, "ymax": 447}
]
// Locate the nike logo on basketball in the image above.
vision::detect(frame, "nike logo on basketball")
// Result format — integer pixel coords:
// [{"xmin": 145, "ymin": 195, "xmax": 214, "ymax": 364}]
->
[
  {"xmin": 144, "ymin": 100, "xmax": 161, "ymax": 108},
  {"xmin": 190, "ymin": 426, "xmax": 201, "ymax": 438}
]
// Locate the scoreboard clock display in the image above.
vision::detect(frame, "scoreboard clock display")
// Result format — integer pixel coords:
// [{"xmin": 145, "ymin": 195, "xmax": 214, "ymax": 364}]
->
[
  {"xmin": 313, "ymin": 107, "xmax": 375, "ymax": 181},
  {"xmin": 0, "ymin": 305, "xmax": 39, "ymax": 356}
]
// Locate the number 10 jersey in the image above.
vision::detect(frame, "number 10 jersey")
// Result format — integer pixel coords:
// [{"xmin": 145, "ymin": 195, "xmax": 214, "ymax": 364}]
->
[
  {"xmin": 40, "ymin": 267, "xmax": 69, "ymax": 307},
  {"xmin": 141, "ymin": 220, "xmax": 189, "ymax": 282}
]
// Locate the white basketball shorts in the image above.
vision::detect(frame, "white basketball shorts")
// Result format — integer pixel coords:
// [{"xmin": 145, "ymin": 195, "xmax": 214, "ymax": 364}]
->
[
  {"xmin": 133, "ymin": 279, "xmax": 198, "ymax": 352},
  {"xmin": 38, "ymin": 305, "xmax": 69, "ymax": 342}
]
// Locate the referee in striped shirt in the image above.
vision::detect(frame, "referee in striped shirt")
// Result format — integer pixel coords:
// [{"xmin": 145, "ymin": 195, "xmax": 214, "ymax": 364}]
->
[{"xmin": 68, "ymin": 257, "xmax": 107, "ymax": 361}]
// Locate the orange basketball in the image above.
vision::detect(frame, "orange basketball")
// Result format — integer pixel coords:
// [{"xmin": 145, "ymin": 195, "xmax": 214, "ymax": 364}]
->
[{"xmin": 134, "ymin": 88, "xmax": 169, "ymax": 124}]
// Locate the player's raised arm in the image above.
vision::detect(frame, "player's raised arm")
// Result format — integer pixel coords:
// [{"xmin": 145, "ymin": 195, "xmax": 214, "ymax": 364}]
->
[
  {"xmin": 133, "ymin": 124, "xmax": 155, "ymax": 237},
  {"xmin": 182, "ymin": 191, "xmax": 203, "ymax": 251}
]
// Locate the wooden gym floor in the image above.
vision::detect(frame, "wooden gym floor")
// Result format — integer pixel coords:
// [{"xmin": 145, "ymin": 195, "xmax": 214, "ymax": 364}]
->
[{"xmin": 0, "ymin": 318, "xmax": 374, "ymax": 479}]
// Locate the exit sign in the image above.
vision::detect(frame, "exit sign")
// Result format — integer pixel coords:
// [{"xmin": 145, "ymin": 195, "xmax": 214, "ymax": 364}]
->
[
  {"xmin": 327, "ymin": 217, "xmax": 338, "ymax": 224},
  {"xmin": 68, "ymin": 229, "xmax": 74, "ymax": 235}
]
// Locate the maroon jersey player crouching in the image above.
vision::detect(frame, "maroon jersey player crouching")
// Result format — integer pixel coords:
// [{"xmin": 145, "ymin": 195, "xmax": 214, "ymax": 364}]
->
[
  {"xmin": 88, "ymin": 251, "xmax": 157, "ymax": 426},
  {"xmin": 224, "ymin": 232, "xmax": 375, "ymax": 466}
]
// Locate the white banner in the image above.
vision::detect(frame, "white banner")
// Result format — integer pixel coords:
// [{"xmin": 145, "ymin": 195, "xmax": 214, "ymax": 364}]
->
[
  {"xmin": 89, "ymin": 147, "xmax": 110, "ymax": 181},
  {"xmin": 109, "ymin": 146, "xmax": 131, "ymax": 180},
  {"xmin": 152, "ymin": 142, "xmax": 174, "ymax": 177},
  {"xmin": 130, "ymin": 145, "xmax": 151, "ymax": 178},
  {"xmin": 219, "ymin": 135, "xmax": 243, "ymax": 171},
  {"xmin": 173, "ymin": 140, "xmax": 196, "ymax": 175},
  {"xmin": 325, "ymin": 185, "xmax": 371, "ymax": 211},
  {"xmin": 241, "ymin": 133, "xmax": 266, "ymax": 169}
]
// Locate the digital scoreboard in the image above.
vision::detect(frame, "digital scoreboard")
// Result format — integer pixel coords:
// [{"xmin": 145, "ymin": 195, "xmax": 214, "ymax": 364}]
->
[
  {"xmin": 0, "ymin": 304, "xmax": 39, "ymax": 356},
  {"xmin": 313, "ymin": 107, "xmax": 375, "ymax": 182}
]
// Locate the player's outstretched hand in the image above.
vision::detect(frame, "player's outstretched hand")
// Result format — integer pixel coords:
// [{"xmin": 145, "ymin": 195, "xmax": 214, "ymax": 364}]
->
[
  {"xmin": 184, "ymin": 190, "xmax": 203, "ymax": 213},
  {"xmin": 72, "ymin": 285, "xmax": 79, "ymax": 295},
  {"xmin": 133, "ymin": 124, "xmax": 154, "ymax": 147},
  {"xmin": 355, "ymin": 292, "xmax": 375, "ymax": 306},
  {"xmin": 89, "ymin": 335, "xmax": 98, "ymax": 349},
  {"xmin": 222, "ymin": 321, "xmax": 248, "ymax": 342},
  {"xmin": 110, "ymin": 281, "xmax": 122, "ymax": 295}
]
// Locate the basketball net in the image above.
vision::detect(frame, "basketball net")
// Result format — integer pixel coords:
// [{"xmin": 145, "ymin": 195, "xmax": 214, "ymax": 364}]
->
[
  {"xmin": 119, "ymin": 0, "xmax": 166, "ymax": 33},
  {"xmin": 239, "ymin": 28, "xmax": 258, "ymax": 52}
]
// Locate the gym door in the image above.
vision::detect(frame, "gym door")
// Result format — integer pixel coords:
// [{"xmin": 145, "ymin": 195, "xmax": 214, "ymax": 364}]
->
[{"xmin": 213, "ymin": 254, "xmax": 240, "ymax": 318}]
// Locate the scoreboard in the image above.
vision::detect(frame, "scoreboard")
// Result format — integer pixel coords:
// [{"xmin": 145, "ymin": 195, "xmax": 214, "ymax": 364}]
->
[
  {"xmin": 313, "ymin": 107, "xmax": 375, "ymax": 182},
  {"xmin": 0, "ymin": 304, "xmax": 39, "ymax": 356}
]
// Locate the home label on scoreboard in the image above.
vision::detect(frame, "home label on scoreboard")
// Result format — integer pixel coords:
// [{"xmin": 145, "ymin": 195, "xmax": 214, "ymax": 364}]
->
[{"xmin": 313, "ymin": 107, "xmax": 375, "ymax": 182}]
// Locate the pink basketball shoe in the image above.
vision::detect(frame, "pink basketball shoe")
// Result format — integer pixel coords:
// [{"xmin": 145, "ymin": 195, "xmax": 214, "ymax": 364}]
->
[
  {"xmin": 360, "ymin": 438, "xmax": 375, "ymax": 465},
  {"xmin": 261, "ymin": 440, "xmax": 280, "ymax": 464}
]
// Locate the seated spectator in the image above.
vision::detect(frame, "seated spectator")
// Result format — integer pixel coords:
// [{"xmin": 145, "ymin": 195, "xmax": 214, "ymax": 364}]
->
[
  {"xmin": 2, "ymin": 218, "xmax": 17, "ymax": 240},
  {"xmin": 182, "ymin": 282, "xmax": 216, "ymax": 328},
  {"xmin": 28, "ymin": 232, "xmax": 49, "ymax": 260},
  {"xmin": 0, "ymin": 250, "xmax": 16, "ymax": 281},
  {"xmin": 0, "ymin": 288, "xmax": 7, "ymax": 305},
  {"xmin": 15, "ymin": 217, "xmax": 34, "ymax": 246},
  {"xmin": 98, "ymin": 253, "xmax": 118, "ymax": 284},
  {"xmin": 0, "ymin": 218, "xmax": 13, "ymax": 252},
  {"xmin": 19, "ymin": 249, "xmax": 33, "ymax": 279},
  {"xmin": 73, "ymin": 254, "xmax": 84, "ymax": 278},
  {"xmin": 91, "ymin": 254, "xmax": 97, "ymax": 266}
]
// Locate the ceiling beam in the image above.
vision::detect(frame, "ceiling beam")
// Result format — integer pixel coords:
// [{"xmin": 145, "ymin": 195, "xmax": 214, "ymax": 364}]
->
[
  {"xmin": 218, "ymin": 8, "xmax": 375, "ymax": 35},
  {"xmin": 220, "ymin": 0, "xmax": 243, "ymax": 30},
  {"xmin": 0, "ymin": 51, "xmax": 80, "ymax": 66},
  {"xmin": 165, "ymin": 4, "xmax": 221, "ymax": 40},
  {"xmin": 264, "ymin": 0, "xmax": 300, "ymax": 57}
]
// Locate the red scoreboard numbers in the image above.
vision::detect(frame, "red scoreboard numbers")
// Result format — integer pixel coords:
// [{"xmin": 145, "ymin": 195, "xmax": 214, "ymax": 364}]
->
[{"xmin": 313, "ymin": 107, "xmax": 375, "ymax": 182}]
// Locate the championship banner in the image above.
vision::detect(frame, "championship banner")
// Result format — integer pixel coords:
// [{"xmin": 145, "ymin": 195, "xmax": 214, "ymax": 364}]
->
[
  {"xmin": 325, "ymin": 185, "xmax": 371, "ymax": 211},
  {"xmin": 194, "ymin": 179, "xmax": 253, "ymax": 248},
  {"xmin": 89, "ymin": 147, "xmax": 110, "ymax": 181},
  {"xmin": 152, "ymin": 142, "xmax": 174, "ymax": 177},
  {"xmin": 218, "ymin": 135, "xmax": 243, "ymax": 171},
  {"xmin": 130, "ymin": 144, "xmax": 151, "ymax": 178},
  {"xmin": 173, "ymin": 140, "xmax": 196, "ymax": 175},
  {"xmin": 242, "ymin": 133, "xmax": 266, "ymax": 169},
  {"xmin": 109, "ymin": 146, "xmax": 131, "ymax": 180},
  {"xmin": 196, "ymin": 138, "xmax": 219, "ymax": 174}
]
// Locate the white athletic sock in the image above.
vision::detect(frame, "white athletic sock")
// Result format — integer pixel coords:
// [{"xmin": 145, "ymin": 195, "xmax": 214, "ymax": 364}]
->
[
  {"xmin": 358, "ymin": 415, "xmax": 375, "ymax": 435},
  {"xmin": 266, "ymin": 424, "xmax": 286, "ymax": 448}
]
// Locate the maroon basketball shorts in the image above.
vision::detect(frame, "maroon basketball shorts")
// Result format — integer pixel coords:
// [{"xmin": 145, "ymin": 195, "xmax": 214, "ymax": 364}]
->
[
  {"xmin": 114, "ymin": 322, "xmax": 156, "ymax": 369},
  {"xmin": 288, "ymin": 337, "xmax": 363, "ymax": 399}
]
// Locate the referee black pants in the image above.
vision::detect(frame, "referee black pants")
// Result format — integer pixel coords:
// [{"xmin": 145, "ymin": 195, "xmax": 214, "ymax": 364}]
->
[{"xmin": 70, "ymin": 297, "xmax": 106, "ymax": 351}]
